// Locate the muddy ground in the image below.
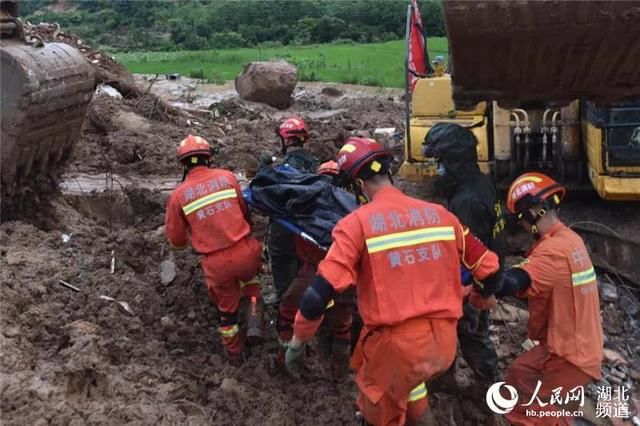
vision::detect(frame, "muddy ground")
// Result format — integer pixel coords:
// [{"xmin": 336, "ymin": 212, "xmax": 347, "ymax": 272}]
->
[{"xmin": 2, "ymin": 46, "xmax": 640, "ymax": 424}]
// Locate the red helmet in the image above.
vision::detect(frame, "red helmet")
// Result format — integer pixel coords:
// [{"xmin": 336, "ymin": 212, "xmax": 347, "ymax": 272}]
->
[
  {"xmin": 336, "ymin": 137, "xmax": 393, "ymax": 181},
  {"xmin": 177, "ymin": 134, "xmax": 212, "ymax": 162},
  {"xmin": 506, "ymin": 172, "xmax": 566, "ymax": 215},
  {"xmin": 278, "ymin": 117, "xmax": 309, "ymax": 146},
  {"xmin": 317, "ymin": 160, "xmax": 339, "ymax": 176}
]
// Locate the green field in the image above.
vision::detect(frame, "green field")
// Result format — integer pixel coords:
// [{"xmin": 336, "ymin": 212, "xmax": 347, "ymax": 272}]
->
[{"xmin": 117, "ymin": 38, "xmax": 448, "ymax": 88}]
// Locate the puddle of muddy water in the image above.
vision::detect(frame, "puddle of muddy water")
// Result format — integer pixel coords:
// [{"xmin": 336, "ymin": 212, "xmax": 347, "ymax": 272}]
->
[{"xmin": 133, "ymin": 74, "xmax": 403, "ymax": 112}]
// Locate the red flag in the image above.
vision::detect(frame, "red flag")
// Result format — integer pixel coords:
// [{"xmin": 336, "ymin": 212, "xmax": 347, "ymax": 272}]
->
[{"xmin": 408, "ymin": 0, "xmax": 427, "ymax": 93}]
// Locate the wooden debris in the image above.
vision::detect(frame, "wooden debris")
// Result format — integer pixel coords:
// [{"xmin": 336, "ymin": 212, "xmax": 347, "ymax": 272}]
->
[
  {"xmin": 57, "ymin": 279, "xmax": 80, "ymax": 292},
  {"xmin": 98, "ymin": 295, "xmax": 135, "ymax": 316}
]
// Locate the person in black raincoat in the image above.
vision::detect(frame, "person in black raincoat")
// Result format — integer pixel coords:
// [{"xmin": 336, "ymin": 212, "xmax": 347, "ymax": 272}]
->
[
  {"xmin": 423, "ymin": 122, "xmax": 507, "ymax": 384},
  {"xmin": 262, "ymin": 117, "xmax": 320, "ymax": 304}
]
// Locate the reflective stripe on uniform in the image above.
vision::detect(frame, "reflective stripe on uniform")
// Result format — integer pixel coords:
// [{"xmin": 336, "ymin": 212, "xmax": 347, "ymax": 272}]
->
[
  {"xmin": 219, "ymin": 323, "xmax": 239, "ymax": 338},
  {"xmin": 572, "ymin": 266, "xmax": 596, "ymax": 286},
  {"xmin": 169, "ymin": 241, "xmax": 188, "ymax": 250},
  {"xmin": 408, "ymin": 382, "xmax": 428, "ymax": 402},
  {"xmin": 239, "ymin": 276, "xmax": 260, "ymax": 288},
  {"xmin": 365, "ymin": 226, "xmax": 456, "ymax": 254},
  {"xmin": 182, "ymin": 188, "xmax": 237, "ymax": 215}
]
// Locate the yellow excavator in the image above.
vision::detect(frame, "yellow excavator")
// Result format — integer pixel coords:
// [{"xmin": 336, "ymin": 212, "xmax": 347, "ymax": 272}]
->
[
  {"xmin": 1, "ymin": 0, "xmax": 95, "ymax": 215},
  {"xmin": 400, "ymin": 1, "xmax": 640, "ymax": 201}
]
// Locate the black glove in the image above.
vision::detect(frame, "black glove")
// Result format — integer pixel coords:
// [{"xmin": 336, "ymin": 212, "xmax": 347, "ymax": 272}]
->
[
  {"xmin": 495, "ymin": 268, "xmax": 531, "ymax": 298},
  {"xmin": 474, "ymin": 270, "xmax": 503, "ymax": 298}
]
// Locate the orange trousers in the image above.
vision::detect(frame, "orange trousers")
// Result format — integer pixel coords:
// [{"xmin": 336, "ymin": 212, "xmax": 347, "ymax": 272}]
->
[
  {"xmin": 201, "ymin": 237, "xmax": 262, "ymax": 354},
  {"xmin": 504, "ymin": 345, "xmax": 593, "ymax": 426},
  {"xmin": 351, "ymin": 317, "xmax": 458, "ymax": 426}
]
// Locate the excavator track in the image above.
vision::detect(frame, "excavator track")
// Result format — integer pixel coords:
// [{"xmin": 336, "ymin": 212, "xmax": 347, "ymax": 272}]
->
[
  {"xmin": 572, "ymin": 224, "xmax": 640, "ymax": 286},
  {"xmin": 556, "ymin": 197, "xmax": 640, "ymax": 286}
]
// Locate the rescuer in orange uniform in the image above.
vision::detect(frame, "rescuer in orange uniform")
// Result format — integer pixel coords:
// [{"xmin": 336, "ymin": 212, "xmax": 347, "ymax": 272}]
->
[
  {"xmin": 495, "ymin": 172, "xmax": 603, "ymax": 425},
  {"xmin": 165, "ymin": 135, "xmax": 264, "ymax": 365},
  {"xmin": 276, "ymin": 160, "xmax": 354, "ymax": 375},
  {"xmin": 285, "ymin": 137, "xmax": 501, "ymax": 425}
]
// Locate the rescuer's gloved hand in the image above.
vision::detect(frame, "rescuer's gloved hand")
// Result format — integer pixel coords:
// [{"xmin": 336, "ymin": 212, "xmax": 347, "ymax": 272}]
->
[{"xmin": 285, "ymin": 336, "xmax": 306, "ymax": 378}]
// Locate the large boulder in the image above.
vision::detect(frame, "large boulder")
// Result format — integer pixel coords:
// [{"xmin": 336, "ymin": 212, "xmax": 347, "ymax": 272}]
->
[{"xmin": 234, "ymin": 61, "xmax": 297, "ymax": 109}]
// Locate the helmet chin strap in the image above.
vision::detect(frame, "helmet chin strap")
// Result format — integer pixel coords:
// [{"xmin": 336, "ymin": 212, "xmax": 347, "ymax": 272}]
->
[
  {"xmin": 181, "ymin": 156, "xmax": 211, "ymax": 181},
  {"xmin": 522, "ymin": 206, "xmax": 549, "ymax": 238},
  {"xmin": 354, "ymin": 178, "xmax": 369, "ymax": 205}
]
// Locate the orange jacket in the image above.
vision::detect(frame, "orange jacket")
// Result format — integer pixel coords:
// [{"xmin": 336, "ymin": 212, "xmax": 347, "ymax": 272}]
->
[
  {"xmin": 315, "ymin": 186, "xmax": 499, "ymax": 328},
  {"xmin": 520, "ymin": 222, "xmax": 603, "ymax": 379},
  {"xmin": 165, "ymin": 166, "xmax": 250, "ymax": 254}
]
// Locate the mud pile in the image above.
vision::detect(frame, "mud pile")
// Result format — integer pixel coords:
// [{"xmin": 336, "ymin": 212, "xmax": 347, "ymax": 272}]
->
[
  {"xmin": 74, "ymin": 81, "xmax": 405, "ymax": 179},
  {"xmin": 0, "ymin": 199, "xmax": 355, "ymax": 424}
]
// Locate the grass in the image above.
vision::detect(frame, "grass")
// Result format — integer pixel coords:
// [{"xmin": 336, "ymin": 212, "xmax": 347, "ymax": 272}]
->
[{"xmin": 116, "ymin": 38, "xmax": 448, "ymax": 88}]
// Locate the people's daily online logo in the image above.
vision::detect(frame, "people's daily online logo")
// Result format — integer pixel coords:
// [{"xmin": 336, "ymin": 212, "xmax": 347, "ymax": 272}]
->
[
  {"xmin": 485, "ymin": 381, "xmax": 630, "ymax": 419},
  {"xmin": 486, "ymin": 382, "xmax": 519, "ymax": 414}
]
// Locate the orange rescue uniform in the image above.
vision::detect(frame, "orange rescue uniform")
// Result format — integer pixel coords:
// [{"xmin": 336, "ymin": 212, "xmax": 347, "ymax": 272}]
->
[
  {"xmin": 505, "ymin": 222, "xmax": 603, "ymax": 426},
  {"xmin": 165, "ymin": 166, "xmax": 262, "ymax": 355},
  {"xmin": 294, "ymin": 186, "xmax": 499, "ymax": 425}
]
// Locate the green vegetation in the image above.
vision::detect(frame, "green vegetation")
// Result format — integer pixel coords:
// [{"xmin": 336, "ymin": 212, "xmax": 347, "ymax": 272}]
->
[
  {"xmin": 117, "ymin": 38, "xmax": 448, "ymax": 87},
  {"xmin": 24, "ymin": 0, "xmax": 445, "ymax": 51}
]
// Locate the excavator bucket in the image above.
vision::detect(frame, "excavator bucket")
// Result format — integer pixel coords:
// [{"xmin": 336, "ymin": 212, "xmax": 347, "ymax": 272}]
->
[
  {"xmin": 1, "ymin": 1, "xmax": 95, "ymax": 215},
  {"xmin": 443, "ymin": 1, "xmax": 640, "ymax": 109}
]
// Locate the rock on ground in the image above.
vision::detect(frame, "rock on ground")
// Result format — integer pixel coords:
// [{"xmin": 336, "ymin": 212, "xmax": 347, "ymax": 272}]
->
[{"xmin": 234, "ymin": 61, "xmax": 297, "ymax": 109}]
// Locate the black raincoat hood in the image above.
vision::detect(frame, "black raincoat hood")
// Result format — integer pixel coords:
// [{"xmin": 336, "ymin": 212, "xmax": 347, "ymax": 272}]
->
[{"xmin": 423, "ymin": 122, "xmax": 482, "ymax": 189}]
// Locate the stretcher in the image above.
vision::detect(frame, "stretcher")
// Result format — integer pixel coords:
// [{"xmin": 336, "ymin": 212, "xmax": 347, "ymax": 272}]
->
[{"xmin": 242, "ymin": 187, "xmax": 327, "ymax": 251}]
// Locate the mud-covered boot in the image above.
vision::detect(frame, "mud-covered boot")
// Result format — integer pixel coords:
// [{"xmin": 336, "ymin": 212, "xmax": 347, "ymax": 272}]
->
[
  {"xmin": 245, "ymin": 296, "xmax": 264, "ymax": 345},
  {"xmin": 331, "ymin": 339, "xmax": 351, "ymax": 378},
  {"xmin": 271, "ymin": 339, "xmax": 297, "ymax": 376},
  {"xmin": 428, "ymin": 364, "xmax": 458, "ymax": 394},
  {"xmin": 225, "ymin": 348, "xmax": 247, "ymax": 367}
]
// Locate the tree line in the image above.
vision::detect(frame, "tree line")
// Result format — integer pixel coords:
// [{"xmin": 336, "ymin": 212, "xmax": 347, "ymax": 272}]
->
[{"xmin": 24, "ymin": 0, "xmax": 445, "ymax": 51}]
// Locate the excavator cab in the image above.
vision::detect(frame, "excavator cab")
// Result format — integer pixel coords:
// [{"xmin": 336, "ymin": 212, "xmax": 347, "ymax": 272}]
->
[
  {"xmin": 400, "ymin": 1, "xmax": 640, "ymax": 201},
  {"xmin": 583, "ymin": 101, "xmax": 640, "ymax": 200},
  {"xmin": 1, "ymin": 0, "xmax": 95, "ymax": 216}
]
